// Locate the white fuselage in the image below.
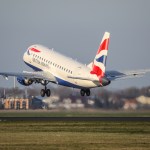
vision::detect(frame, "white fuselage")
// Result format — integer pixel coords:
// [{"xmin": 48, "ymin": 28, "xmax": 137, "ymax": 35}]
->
[{"xmin": 23, "ymin": 45, "xmax": 99, "ymax": 89}]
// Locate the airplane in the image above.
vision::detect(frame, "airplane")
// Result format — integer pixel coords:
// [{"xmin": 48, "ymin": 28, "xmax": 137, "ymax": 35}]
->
[{"xmin": 0, "ymin": 32, "xmax": 150, "ymax": 97}]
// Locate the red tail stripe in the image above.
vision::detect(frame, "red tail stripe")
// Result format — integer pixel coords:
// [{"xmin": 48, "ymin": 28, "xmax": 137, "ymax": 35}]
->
[
  {"xmin": 90, "ymin": 64, "xmax": 104, "ymax": 77},
  {"xmin": 97, "ymin": 38, "xmax": 109, "ymax": 54}
]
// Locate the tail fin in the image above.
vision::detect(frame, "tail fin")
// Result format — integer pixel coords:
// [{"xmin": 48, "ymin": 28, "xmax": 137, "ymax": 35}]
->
[{"xmin": 90, "ymin": 32, "xmax": 110, "ymax": 77}]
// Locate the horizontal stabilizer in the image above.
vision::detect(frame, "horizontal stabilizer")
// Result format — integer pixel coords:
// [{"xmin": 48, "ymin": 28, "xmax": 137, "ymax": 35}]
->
[{"xmin": 106, "ymin": 69, "xmax": 150, "ymax": 81}]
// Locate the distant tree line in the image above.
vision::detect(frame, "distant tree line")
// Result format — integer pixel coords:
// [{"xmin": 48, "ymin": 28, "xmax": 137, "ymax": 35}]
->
[
  {"xmin": 0, "ymin": 86, "xmax": 149, "ymax": 109},
  {"xmin": 0, "ymin": 86, "xmax": 149, "ymax": 99}
]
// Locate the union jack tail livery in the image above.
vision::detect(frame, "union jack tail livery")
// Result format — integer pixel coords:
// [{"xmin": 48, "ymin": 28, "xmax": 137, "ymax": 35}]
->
[{"xmin": 90, "ymin": 32, "xmax": 110, "ymax": 77}]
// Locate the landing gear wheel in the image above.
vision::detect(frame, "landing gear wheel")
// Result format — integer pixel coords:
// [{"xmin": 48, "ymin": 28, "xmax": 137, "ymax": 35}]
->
[
  {"xmin": 80, "ymin": 89, "xmax": 91, "ymax": 96},
  {"xmin": 86, "ymin": 89, "xmax": 90, "ymax": 96},
  {"xmin": 40, "ymin": 80, "xmax": 51, "ymax": 97},
  {"xmin": 41, "ymin": 89, "xmax": 45, "ymax": 97},
  {"xmin": 40, "ymin": 89, "xmax": 51, "ymax": 97},
  {"xmin": 80, "ymin": 89, "xmax": 85, "ymax": 96},
  {"xmin": 46, "ymin": 89, "xmax": 51, "ymax": 97}
]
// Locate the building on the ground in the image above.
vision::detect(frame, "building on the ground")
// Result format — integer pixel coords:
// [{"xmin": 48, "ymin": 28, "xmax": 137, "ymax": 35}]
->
[
  {"xmin": 136, "ymin": 95, "xmax": 150, "ymax": 105},
  {"xmin": 3, "ymin": 98, "xmax": 30, "ymax": 109},
  {"xmin": 123, "ymin": 99, "xmax": 138, "ymax": 110}
]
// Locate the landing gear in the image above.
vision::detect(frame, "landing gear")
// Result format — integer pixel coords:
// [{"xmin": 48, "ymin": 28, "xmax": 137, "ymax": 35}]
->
[
  {"xmin": 80, "ymin": 89, "xmax": 85, "ymax": 96},
  {"xmin": 46, "ymin": 89, "xmax": 51, "ymax": 97},
  {"xmin": 41, "ymin": 89, "xmax": 51, "ymax": 97},
  {"xmin": 41, "ymin": 89, "xmax": 45, "ymax": 97},
  {"xmin": 86, "ymin": 89, "xmax": 91, "ymax": 96},
  {"xmin": 80, "ymin": 89, "xmax": 91, "ymax": 96},
  {"xmin": 40, "ymin": 80, "xmax": 51, "ymax": 97}
]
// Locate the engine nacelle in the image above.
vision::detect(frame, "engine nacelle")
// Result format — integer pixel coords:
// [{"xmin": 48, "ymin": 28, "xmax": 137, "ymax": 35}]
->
[
  {"xmin": 17, "ymin": 77, "xmax": 33, "ymax": 86},
  {"xmin": 100, "ymin": 76, "xmax": 111, "ymax": 87}
]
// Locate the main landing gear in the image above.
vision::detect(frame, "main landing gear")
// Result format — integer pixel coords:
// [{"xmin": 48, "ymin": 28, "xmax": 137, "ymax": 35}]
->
[
  {"xmin": 41, "ymin": 88, "xmax": 51, "ymax": 97},
  {"xmin": 40, "ymin": 80, "xmax": 51, "ymax": 97},
  {"xmin": 80, "ymin": 89, "xmax": 91, "ymax": 96}
]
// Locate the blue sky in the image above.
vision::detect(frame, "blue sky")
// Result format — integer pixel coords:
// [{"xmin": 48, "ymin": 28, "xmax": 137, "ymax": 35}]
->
[{"xmin": 0, "ymin": 0, "xmax": 150, "ymax": 89}]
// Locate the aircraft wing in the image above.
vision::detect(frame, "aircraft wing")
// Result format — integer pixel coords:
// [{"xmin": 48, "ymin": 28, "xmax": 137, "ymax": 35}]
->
[
  {"xmin": 0, "ymin": 71, "xmax": 56, "ymax": 82},
  {"xmin": 106, "ymin": 69, "xmax": 150, "ymax": 81}
]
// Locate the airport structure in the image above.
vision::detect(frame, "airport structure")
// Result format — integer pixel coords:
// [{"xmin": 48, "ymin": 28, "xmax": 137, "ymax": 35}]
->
[
  {"xmin": 3, "ymin": 98, "xmax": 30, "ymax": 109},
  {"xmin": 0, "ymin": 94, "xmax": 149, "ymax": 110}
]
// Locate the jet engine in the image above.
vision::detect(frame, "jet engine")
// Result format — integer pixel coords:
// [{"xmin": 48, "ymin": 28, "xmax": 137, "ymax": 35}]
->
[
  {"xmin": 17, "ymin": 77, "xmax": 33, "ymax": 86},
  {"xmin": 100, "ymin": 76, "xmax": 111, "ymax": 86}
]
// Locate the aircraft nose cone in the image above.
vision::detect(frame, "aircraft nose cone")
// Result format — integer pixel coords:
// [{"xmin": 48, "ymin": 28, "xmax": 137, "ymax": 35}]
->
[
  {"xmin": 23, "ymin": 49, "xmax": 29, "ymax": 62},
  {"xmin": 23, "ymin": 52, "xmax": 26, "ymax": 61}
]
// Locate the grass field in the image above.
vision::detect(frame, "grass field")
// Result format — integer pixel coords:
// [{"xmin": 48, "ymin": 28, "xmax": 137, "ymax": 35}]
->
[
  {"xmin": 0, "ymin": 121, "xmax": 150, "ymax": 150},
  {"xmin": 0, "ymin": 109, "xmax": 150, "ymax": 117}
]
